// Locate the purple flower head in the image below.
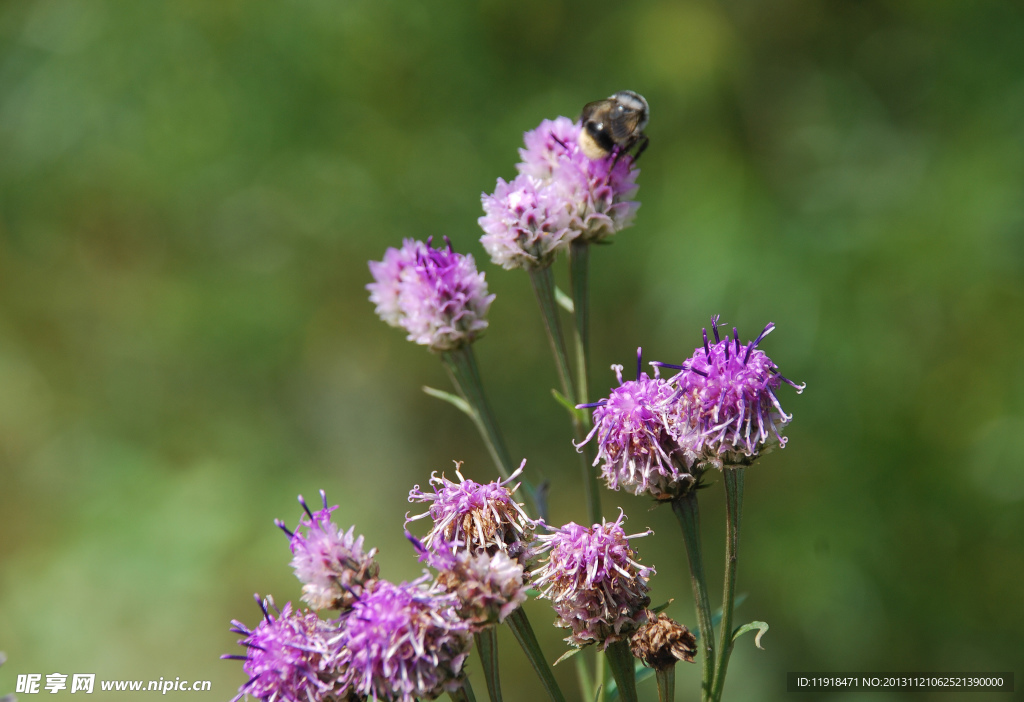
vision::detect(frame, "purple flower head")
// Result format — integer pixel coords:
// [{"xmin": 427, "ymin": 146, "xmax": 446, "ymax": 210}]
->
[
  {"xmin": 411, "ymin": 535, "xmax": 529, "ymax": 629},
  {"xmin": 578, "ymin": 348, "xmax": 695, "ymax": 499},
  {"xmin": 276, "ymin": 491, "xmax": 379, "ymax": 611},
  {"xmin": 532, "ymin": 510, "xmax": 654, "ymax": 649},
  {"xmin": 478, "ymin": 174, "xmax": 576, "ymax": 270},
  {"xmin": 517, "ymin": 116, "xmax": 583, "ymax": 181},
  {"xmin": 337, "ymin": 578, "xmax": 472, "ymax": 702},
  {"xmin": 517, "ymin": 116, "xmax": 641, "ymax": 243},
  {"xmin": 406, "ymin": 461, "xmax": 533, "ymax": 561},
  {"xmin": 368, "ymin": 237, "xmax": 494, "ymax": 352},
  {"xmin": 661, "ymin": 317, "xmax": 806, "ymax": 468},
  {"xmin": 224, "ymin": 595, "xmax": 343, "ymax": 702}
]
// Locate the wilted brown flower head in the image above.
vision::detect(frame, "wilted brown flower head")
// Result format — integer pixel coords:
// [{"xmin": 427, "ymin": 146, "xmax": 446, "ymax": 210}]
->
[{"xmin": 630, "ymin": 612, "xmax": 697, "ymax": 669}]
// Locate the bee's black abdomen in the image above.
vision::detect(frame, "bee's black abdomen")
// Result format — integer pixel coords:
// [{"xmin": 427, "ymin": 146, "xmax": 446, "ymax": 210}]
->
[{"xmin": 586, "ymin": 122, "xmax": 616, "ymax": 154}]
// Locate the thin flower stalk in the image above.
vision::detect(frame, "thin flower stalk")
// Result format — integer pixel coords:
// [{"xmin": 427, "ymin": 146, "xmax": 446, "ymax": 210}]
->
[
  {"xmin": 711, "ymin": 468, "xmax": 744, "ymax": 702},
  {"xmin": 671, "ymin": 491, "xmax": 715, "ymax": 702},
  {"xmin": 568, "ymin": 240, "xmax": 602, "ymax": 524},
  {"xmin": 656, "ymin": 668, "xmax": 675, "ymax": 702},
  {"xmin": 441, "ymin": 344, "xmax": 539, "ymax": 512},
  {"xmin": 569, "ymin": 240, "xmax": 591, "ymax": 406},
  {"xmin": 475, "ymin": 628, "xmax": 503, "ymax": 702},
  {"xmin": 528, "ymin": 265, "xmax": 600, "ymax": 523},
  {"xmin": 604, "ymin": 638, "xmax": 638, "ymax": 702},
  {"xmin": 528, "ymin": 266, "xmax": 577, "ymax": 406}
]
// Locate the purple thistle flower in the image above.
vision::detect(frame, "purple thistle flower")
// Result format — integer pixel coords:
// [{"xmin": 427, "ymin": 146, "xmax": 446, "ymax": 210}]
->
[
  {"xmin": 516, "ymin": 116, "xmax": 641, "ymax": 243},
  {"xmin": 577, "ymin": 348, "xmax": 694, "ymax": 499},
  {"xmin": 406, "ymin": 461, "xmax": 533, "ymax": 560},
  {"xmin": 337, "ymin": 578, "xmax": 472, "ymax": 702},
  {"xmin": 532, "ymin": 510, "xmax": 654, "ymax": 649},
  {"xmin": 368, "ymin": 237, "xmax": 494, "ymax": 352},
  {"xmin": 478, "ymin": 174, "xmax": 576, "ymax": 270},
  {"xmin": 224, "ymin": 595, "xmax": 343, "ymax": 702},
  {"xmin": 412, "ymin": 536, "xmax": 529, "ymax": 629},
  {"xmin": 517, "ymin": 116, "xmax": 583, "ymax": 182},
  {"xmin": 276, "ymin": 491, "xmax": 379, "ymax": 612},
  {"xmin": 664, "ymin": 316, "xmax": 806, "ymax": 468}
]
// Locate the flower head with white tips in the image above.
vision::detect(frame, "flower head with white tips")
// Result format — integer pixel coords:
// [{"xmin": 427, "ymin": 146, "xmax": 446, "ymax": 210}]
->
[
  {"xmin": 516, "ymin": 116, "xmax": 641, "ymax": 243},
  {"xmin": 406, "ymin": 461, "xmax": 533, "ymax": 561},
  {"xmin": 532, "ymin": 510, "xmax": 654, "ymax": 649},
  {"xmin": 412, "ymin": 536, "xmax": 529, "ymax": 630},
  {"xmin": 478, "ymin": 174, "xmax": 576, "ymax": 270},
  {"xmin": 368, "ymin": 237, "xmax": 494, "ymax": 352},
  {"xmin": 656, "ymin": 316, "xmax": 806, "ymax": 468},
  {"xmin": 223, "ymin": 595, "xmax": 343, "ymax": 702},
  {"xmin": 276, "ymin": 491, "xmax": 379, "ymax": 611},
  {"xmin": 577, "ymin": 348, "xmax": 694, "ymax": 499},
  {"xmin": 336, "ymin": 577, "xmax": 472, "ymax": 702}
]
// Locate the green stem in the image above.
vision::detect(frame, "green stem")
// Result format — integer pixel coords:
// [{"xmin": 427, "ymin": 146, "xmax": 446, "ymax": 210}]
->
[
  {"xmin": 440, "ymin": 346, "xmax": 537, "ymax": 514},
  {"xmin": 527, "ymin": 266, "xmax": 576, "ymax": 403},
  {"xmin": 710, "ymin": 468, "xmax": 744, "ymax": 702},
  {"xmin": 568, "ymin": 242, "xmax": 602, "ymax": 524},
  {"xmin": 449, "ymin": 676, "xmax": 478, "ymax": 702},
  {"xmin": 672, "ymin": 490, "xmax": 715, "ymax": 702},
  {"xmin": 594, "ymin": 651, "xmax": 606, "ymax": 702},
  {"xmin": 655, "ymin": 666, "xmax": 676, "ymax": 702},
  {"xmin": 574, "ymin": 651, "xmax": 594, "ymax": 702},
  {"xmin": 604, "ymin": 639, "xmax": 638, "ymax": 702},
  {"xmin": 505, "ymin": 607, "xmax": 567, "ymax": 702},
  {"xmin": 528, "ymin": 265, "xmax": 601, "ymax": 524},
  {"xmin": 569, "ymin": 241, "xmax": 591, "ymax": 406},
  {"xmin": 440, "ymin": 346, "xmax": 514, "ymax": 479},
  {"xmin": 475, "ymin": 628, "xmax": 503, "ymax": 702}
]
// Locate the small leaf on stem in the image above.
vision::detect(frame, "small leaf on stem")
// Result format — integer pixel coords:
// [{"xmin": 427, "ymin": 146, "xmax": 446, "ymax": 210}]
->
[
  {"xmin": 732, "ymin": 621, "xmax": 769, "ymax": 650},
  {"xmin": 422, "ymin": 385, "xmax": 474, "ymax": 416},
  {"xmin": 555, "ymin": 286, "xmax": 575, "ymax": 314}
]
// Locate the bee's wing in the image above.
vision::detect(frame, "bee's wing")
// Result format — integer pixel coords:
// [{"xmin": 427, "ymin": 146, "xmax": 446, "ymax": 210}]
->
[
  {"xmin": 609, "ymin": 107, "xmax": 643, "ymax": 142},
  {"xmin": 580, "ymin": 99, "xmax": 609, "ymax": 123}
]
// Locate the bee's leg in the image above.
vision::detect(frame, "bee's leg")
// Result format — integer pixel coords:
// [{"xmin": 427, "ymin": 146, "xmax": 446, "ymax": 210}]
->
[
  {"xmin": 631, "ymin": 135, "xmax": 650, "ymax": 163},
  {"xmin": 551, "ymin": 134, "xmax": 569, "ymax": 151}
]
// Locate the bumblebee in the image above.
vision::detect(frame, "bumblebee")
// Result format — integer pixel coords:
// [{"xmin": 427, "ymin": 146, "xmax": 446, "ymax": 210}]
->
[{"xmin": 578, "ymin": 90, "xmax": 650, "ymax": 162}]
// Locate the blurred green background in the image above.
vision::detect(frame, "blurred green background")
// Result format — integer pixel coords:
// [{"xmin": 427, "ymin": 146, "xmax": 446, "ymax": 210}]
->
[{"xmin": 1, "ymin": 0, "xmax": 1022, "ymax": 700}]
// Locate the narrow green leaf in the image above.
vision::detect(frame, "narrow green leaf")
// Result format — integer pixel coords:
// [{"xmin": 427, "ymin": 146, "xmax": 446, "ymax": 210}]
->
[
  {"xmin": 505, "ymin": 608, "xmax": 567, "ymax": 702},
  {"xmin": 555, "ymin": 286, "xmax": 575, "ymax": 313},
  {"xmin": 553, "ymin": 646, "xmax": 586, "ymax": 666},
  {"xmin": 732, "ymin": 621, "xmax": 768, "ymax": 650},
  {"xmin": 650, "ymin": 600, "xmax": 673, "ymax": 614},
  {"xmin": 422, "ymin": 385, "xmax": 474, "ymax": 417},
  {"xmin": 551, "ymin": 389, "xmax": 586, "ymax": 422}
]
